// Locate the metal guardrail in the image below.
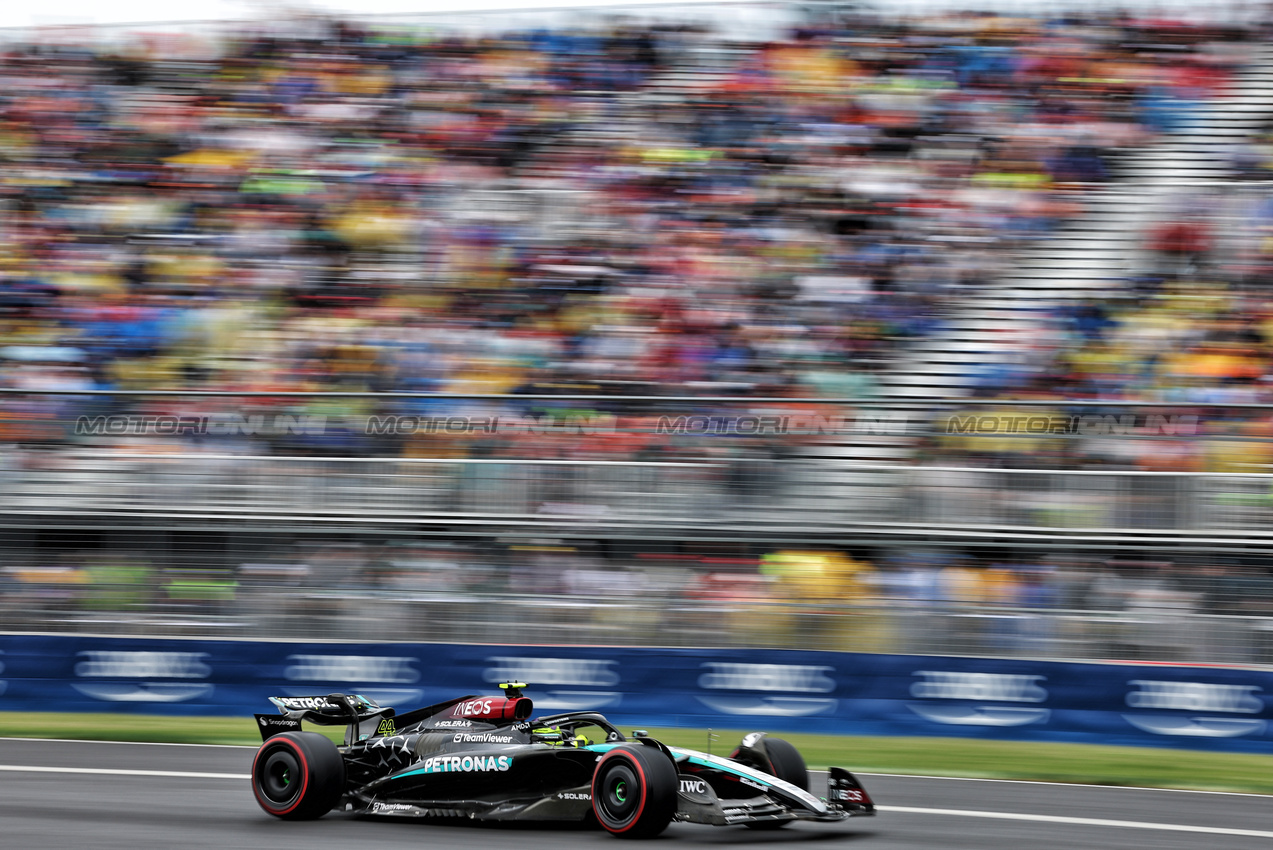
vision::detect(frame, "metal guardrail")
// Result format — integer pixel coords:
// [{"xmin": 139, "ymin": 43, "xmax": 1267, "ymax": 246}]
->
[
  {"xmin": 4, "ymin": 452, "xmax": 1273, "ymax": 537},
  {"xmin": 0, "ymin": 452, "xmax": 755, "ymax": 525}
]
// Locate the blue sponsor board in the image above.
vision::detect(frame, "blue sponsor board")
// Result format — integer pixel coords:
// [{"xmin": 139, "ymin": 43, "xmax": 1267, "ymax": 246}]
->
[{"xmin": 1, "ymin": 635, "xmax": 1272, "ymax": 753}]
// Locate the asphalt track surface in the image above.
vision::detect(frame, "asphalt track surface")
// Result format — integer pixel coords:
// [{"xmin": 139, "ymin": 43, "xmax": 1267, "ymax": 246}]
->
[{"xmin": 3, "ymin": 738, "xmax": 1271, "ymax": 850}]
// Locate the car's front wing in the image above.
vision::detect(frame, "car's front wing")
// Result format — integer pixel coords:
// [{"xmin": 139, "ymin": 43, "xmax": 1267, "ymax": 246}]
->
[{"xmin": 674, "ymin": 761, "xmax": 875, "ymax": 826}]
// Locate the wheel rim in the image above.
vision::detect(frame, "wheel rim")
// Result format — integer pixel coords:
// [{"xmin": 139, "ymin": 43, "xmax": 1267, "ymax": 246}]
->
[
  {"xmin": 598, "ymin": 762, "xmax": 639, "ymax": 826},
  {"xmin": 259, "ymin": 750, "xmax": 302, "ymax": 806}
]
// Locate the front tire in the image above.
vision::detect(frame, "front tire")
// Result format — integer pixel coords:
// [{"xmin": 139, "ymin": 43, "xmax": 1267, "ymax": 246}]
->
[
  {"xmin": 759, "ymin": 736, "xmax": 807, "ymax": 791},
  {"xmin": 591, "ymin": 744, "xmax": 678, "ymax": 839},
  {"xmin": 252, "ymin": 731, "xmax": 345, "ymax": 820},
  {"xmin": 734, "ymin": 735, "xmax": 807, "ymax": 829}
]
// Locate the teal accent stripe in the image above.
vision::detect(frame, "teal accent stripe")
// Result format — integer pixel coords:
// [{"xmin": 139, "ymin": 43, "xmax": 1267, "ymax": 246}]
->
[
  {"xmin": 685, "ymin": 756, "xmax": 752, "ymax": 779},
  {"xmin": 580, "ymin": 743, "xmax": 623, "ymax": 754}
]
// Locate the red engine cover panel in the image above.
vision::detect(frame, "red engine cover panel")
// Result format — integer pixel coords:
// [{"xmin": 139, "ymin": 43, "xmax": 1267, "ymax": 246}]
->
[{"xmin": 449, "ymin": 696, "xmax": 533, "ymax": 721}]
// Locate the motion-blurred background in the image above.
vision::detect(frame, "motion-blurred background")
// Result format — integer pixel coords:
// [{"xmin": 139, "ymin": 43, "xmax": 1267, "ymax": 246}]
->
[{"xmin": 4, "ymin": 0, "xmax": 1273, "ymax": 664}]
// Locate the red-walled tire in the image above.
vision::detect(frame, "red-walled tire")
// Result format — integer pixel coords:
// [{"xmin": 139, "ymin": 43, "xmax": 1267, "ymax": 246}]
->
[
  {"xmin": 733, "ymin": 736, "xmax": 807, "ymax": 830},
  {"xmin": 591, "ymin": 745, "xmax": 677, "ymax": 839},
  {"xmin": 757, "ymin": 736, "xmax": 807, "ymax": 791},
  {"xmin": 252, "ymin": 731, "xmax": 345, "ymax": 820}
]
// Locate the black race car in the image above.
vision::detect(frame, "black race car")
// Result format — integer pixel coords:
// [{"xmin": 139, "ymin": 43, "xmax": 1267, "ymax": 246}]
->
[{"xmin": 251, "ymin": 682, "xmax": 875, "ymax": 838}]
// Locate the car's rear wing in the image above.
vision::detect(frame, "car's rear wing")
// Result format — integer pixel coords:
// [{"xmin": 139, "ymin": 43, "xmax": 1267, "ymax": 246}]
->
[{"xmin": 255, "ymin": 693, "xmax": 397, "ymax": 746}]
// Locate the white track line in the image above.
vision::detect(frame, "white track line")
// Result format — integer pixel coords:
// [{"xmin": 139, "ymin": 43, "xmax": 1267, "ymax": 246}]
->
[
  {"xmin": 4, "ymin": 741, "xmax": 1271, "ymax": 838},
  {"xmin": 4, "ymin": 758, "xmax": 1267, "ymax": 834},
  {"xmin": 823, "ymin": 770, "xmax": 1273, "ymax": 799},
  {"xmin": 0, "ymin": 737, "xmax": 253, "ymax": 749},
  {"xmin": 0, "ymin": 761, "xmax": 1267, "ymax": 839},
  {"xmin": 3, "ymin": 743, "xmax": 1270, "ymax": 799},
  {"xmin": 0, "ymin": 765, "xmax": 246, "ymax": 780},
  {"xmin": 880, "ymin": 806, "xmax": 1273, "ymax": 839}
]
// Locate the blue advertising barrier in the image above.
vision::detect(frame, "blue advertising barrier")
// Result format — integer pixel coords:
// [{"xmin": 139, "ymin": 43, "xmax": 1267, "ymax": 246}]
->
[{"xmin": 2, "ymin": 634, "xmax": 1272, "ymax": 754}]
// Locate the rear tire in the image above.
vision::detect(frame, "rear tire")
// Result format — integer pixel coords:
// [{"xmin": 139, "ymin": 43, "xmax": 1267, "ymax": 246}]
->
[
  {"xmin": 252, "ymin": 731, "xmax": 345, "ymax": 820},
  {"xmin": 591, "ymin": 744, "xmax": 678, "ymax": 839}
]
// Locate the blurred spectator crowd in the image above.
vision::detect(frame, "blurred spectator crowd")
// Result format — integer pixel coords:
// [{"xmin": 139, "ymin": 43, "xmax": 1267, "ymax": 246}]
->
[
  {"xmin": 7, "ymin": 9, "xmax": 1273, "ymax": 657},
  {"xmin": 0, "ymin": 9, "xmax": 1260, "ymax": 460},
  {"xmin": 931, "ymin": 183, "xmax": 1273, "ymax": 473}
]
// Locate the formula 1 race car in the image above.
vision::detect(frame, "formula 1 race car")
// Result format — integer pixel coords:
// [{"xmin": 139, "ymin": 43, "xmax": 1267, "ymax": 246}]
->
[{"xmin": 251, "ymin": 682, "xmax": 875, "ymax": 838}]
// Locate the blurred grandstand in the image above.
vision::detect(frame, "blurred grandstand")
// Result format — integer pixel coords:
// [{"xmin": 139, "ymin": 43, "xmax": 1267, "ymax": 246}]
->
[{"xmin": 5, "ymin": 1, "xmax": 1273, "ymax": 662}]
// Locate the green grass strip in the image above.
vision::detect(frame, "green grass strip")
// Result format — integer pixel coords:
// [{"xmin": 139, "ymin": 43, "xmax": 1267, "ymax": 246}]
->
[{"xmin": 1, "ymin": 713, "xmax": 1270, "ymax": 795}]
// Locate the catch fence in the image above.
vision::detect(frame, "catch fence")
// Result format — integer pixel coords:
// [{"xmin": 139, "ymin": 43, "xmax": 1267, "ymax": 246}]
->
[{"xmin": 5, "ymin": 391, "xmax": 1273, "ymax": 662}]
